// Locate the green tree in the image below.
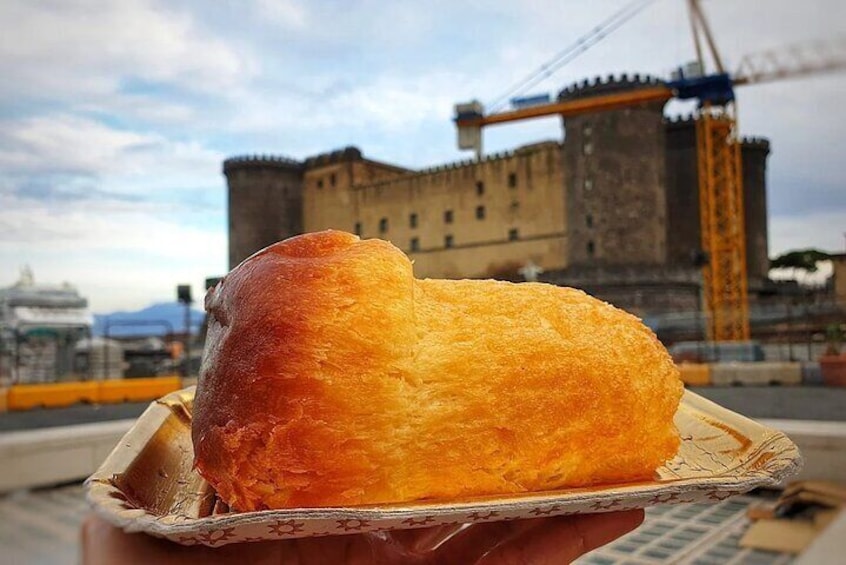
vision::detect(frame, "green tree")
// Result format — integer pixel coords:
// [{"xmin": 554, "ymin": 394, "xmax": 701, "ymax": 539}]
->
[{"xmin": 770, "ymin": 249, "xmax": 832, "ymax": 281}]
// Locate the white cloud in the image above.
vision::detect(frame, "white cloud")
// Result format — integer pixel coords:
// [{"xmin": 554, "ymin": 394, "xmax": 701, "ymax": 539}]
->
[
  {"xmin": 0, "ymin": 0, "xmax": 843, "ymax": 315},
  {"xmin": 0, "ymin": 190, "xmax": 226, "ymax": 312},
  {"xmin": 0, "ymin": 0, "xmax": 253, "ymax": 101},
  {"xmin": 0, "ymin": 114, "xmax": 223, "ymax": 188},
  {"xmin": 253, "ymin": 0, "xmax": 309, "ymax": 29}
]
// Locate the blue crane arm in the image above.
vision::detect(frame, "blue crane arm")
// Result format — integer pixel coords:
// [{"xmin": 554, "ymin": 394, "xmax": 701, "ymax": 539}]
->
[{"xmin": 668, "ymin": 72, "xmax": 735, "ymax": 105}]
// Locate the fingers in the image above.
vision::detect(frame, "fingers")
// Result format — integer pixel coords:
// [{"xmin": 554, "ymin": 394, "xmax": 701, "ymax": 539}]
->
[
  {"xmin": 81, "ymin": 510, "xmax": 645, "ymax": 565},
  {"xmin": 80, "ymin": 514, "xmax": 289, "ymax": 565},
  {"xmin": 477, "ymin": 510, "xmax": 645, "ymax": 565},
  {"xmin": 427, "ymin": 517, "xmax": 562, "ymax": 564},
  {"xmin": 388, "ymin": 522, "xmax": 472, "ymax": 555}
]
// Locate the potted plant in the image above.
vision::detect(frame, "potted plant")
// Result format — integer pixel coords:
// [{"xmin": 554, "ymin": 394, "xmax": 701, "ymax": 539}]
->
[{"xmin": 820, "ymin": 324, "xmax": 846, "ymax": 387}]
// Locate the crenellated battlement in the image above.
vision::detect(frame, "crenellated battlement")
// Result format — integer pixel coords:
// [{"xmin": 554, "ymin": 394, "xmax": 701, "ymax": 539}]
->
[
  {"xmin": 558, "ymin": 73, "xmax": 665, "ymax": 101},
  {"xmin": 362, "ymin": 141, "xmax": 561, "ymax": 190},
  {"xmin": 223, "ymin": 154, "xmax": 302, "ymax": 174},
  {"xmin": 663, "ymin": 113, "xmax": 697, "ymax": 133},
  {"xmin": 740, "ymin": 136, "xmax": 770, "ymax": 151},
  {"xmin": 664, "ymin": 117, "xmax": 771, "ymax": 151},
  {"xmin": 664, "ymin": 113, "xmax": 697, "ymax": 124}
]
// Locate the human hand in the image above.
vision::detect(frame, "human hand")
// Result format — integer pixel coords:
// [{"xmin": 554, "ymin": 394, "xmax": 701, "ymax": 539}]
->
[{"xmin": 81, "ymin": 510, "xmax": 643, "ymax": 564}]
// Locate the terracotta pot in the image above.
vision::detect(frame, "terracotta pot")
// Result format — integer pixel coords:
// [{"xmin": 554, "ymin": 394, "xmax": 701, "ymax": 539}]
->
[{"xmin": 819, "ymin": 355, "xmax": 846, "ymax": 387}]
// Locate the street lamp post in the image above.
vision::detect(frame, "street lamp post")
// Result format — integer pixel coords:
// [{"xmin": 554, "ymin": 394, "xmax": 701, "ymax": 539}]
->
[{"xmin": 177, "ymin": 285, "xmax": 193, "ymax": 377}]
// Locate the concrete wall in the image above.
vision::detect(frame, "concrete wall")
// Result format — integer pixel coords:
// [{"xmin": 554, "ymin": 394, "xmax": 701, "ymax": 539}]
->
[{"xmin": 0, "ymin": 420, "xmax": 133, "ymax": 492}]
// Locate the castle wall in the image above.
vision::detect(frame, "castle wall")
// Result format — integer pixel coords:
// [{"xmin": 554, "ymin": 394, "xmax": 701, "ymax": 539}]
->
[
  {"xmin": 302, "ymin": 159, "xmax": 357, "ymax": 233},
  {"xmin": 541, "ymin": 264, "xmax": 701, "ymax": 317},
  {"xmin": 304, "ymin": 155, "xmax": 410, "ymax": 234},
  {"xmin": 299, "ymin": 142, "xmax": 566, "ymax": 279},
  {"xmin": 348, "ymin": 141, "xmax": 566, "ymax": 278}
]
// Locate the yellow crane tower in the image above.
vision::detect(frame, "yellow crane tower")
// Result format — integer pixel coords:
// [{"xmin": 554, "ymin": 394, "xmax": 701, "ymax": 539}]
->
[{"xmin": 454, "ymin": 0, "xmax": 846, "ymax": 342}]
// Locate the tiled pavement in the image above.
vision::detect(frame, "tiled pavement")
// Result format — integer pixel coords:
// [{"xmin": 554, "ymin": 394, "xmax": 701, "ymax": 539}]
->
[
  {"xmin": 578, "ymin": 495, "xmax": 792, "ymax": 565},
  {"xmin": 0, "ymin": 483, "xmax": 87, "ymax": 565},
  {"xmin": 0, "ymin": 485, "xmax": 791, "ymax": 565}
]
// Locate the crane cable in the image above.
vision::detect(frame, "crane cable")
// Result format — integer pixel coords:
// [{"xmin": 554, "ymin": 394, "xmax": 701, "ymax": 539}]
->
[{"xmin": 486, "ymin": 0, "xmax": 659, "ymax": 113}]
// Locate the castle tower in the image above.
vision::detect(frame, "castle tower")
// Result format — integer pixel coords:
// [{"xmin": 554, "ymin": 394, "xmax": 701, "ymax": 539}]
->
[
  {"xmin": 223, "ymin": 156, "xmax": 305, "ymax": 269},
  {"xmin": 664, "ymin": 116, "xmax": 701, "ymax": 268},
  {"xmin": 741, "ymin": 137, "xmax": 771, "ymax": 285},
  {"xmin": 559, "ymin": 74, "xmax": 669, "ymax": 267},
  {"xmin": 664, "ymin": 118, "xmax": 770, "ymax": 287}
]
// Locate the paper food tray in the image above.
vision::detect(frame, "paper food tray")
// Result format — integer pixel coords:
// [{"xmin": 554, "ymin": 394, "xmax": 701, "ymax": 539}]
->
[{"xmin": 86, "ymin": 387, "xmax": 801, "ymax": 547}]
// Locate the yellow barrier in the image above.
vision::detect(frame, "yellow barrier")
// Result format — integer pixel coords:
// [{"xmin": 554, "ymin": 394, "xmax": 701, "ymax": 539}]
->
[
  {"xmin": 0, "ymin": 387, "xmax": 7, "ymax": 412},
  {"xmin": 8, "ymin": 381, "xmax": 99, "ymax": 410},
  {"xmin": 7, "ymin": 377, "xmax": 183, "ymax": 410},
  {"xmin": 96, "ymin": 376, "xmax": 182, "ymax": 404},
  {"xmin": 677, "ymin": 363, "xmax": 711, "ymax": 386}
]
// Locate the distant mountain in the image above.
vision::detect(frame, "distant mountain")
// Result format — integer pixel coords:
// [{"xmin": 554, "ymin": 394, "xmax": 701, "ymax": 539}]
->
[{"xmin": 93, "ymin": 302, "xmax": 205, "ymax": 337}]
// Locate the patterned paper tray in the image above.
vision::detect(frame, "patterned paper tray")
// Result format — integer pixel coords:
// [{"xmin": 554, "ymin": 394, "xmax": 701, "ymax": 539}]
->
[{"xmin": 85, "ymin": 387, "xmax": 801, "ymax": 547}]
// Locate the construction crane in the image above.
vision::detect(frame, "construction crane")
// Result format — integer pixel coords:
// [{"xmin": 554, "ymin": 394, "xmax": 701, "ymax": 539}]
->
[{"xmin": 454, "ymin": 0, "xmax": 846, "ymax": 342}]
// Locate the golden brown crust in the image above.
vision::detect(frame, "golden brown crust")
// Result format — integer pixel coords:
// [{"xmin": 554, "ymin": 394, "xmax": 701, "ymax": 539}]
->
[{"xmin": 193, "ymin": 230, "xmax": 683, "ymax": 511}]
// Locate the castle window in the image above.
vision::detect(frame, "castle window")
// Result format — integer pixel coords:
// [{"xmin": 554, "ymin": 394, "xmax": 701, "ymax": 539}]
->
[
  {"xmin": 508, "ymin": 173, "xmax": 517, "ymax": 188},
  {"xmin": 587, "ymin": 240, "xmax": 595, "ymax": 256},
  {"xmin": 445, "ymin": 234, "xmax": 454, "ymax": 248},
  {"xmin": 583, "ymin": 142, "xmax": 593, "ymax": 156},
  {"xmin": 410, "ymin": 237, "xmax": 420, "ymax": 252},
  {"xmin": 409, "ymin": 213, "xmax": 418, "ymax": 228},
  {"xmin": 379, "ymin": 217, "xmax": 388, "ymax": 233},
  {"xmin": 584, "ymin": 178, "xmax": 593, "ymax": 192},
  {"xmin": 476, "ymin": 181, "xmax": 485, "ymax": 196},
  {"xmin": 354, "ymin": 222, "xmax": 362, "ymax": 236},
  {"xmin": 444, "ymin": 210, "xmax": 453, "ymax": 224},
  {"xmin": 330, "ymin": 173, "xmax": 337, "ymax": 187},
  {"xmin": 508, "ymin": 228, "xmax": 519, "ymax": 241},
  {"xmin": 317, "ymin": 179, "xmax": 324, "ymax": 189},
  {"xmin": 476, "ymin": 205, "xmax": 486, "ymax": 220},
  {"xmin": 586, "ymin": 214, "xmax": 593, "ymax": 228}
]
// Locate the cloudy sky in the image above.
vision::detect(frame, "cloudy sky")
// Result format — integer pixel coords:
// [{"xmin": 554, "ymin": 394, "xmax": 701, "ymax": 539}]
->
[{"xmin": 1, "ymin": 0, "xmax": 844, "ymax": 313}]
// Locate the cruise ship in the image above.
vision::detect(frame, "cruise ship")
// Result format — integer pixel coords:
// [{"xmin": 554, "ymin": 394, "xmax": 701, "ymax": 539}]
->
[{"xmin": 0, "ymin": 267, "xmax": 92, "ymax": 385}]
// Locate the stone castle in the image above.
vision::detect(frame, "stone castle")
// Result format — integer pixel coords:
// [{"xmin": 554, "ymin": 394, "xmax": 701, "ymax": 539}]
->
[{"xmin": 223, "ymin": 75, "xmax": 770, "ymax": 320}]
